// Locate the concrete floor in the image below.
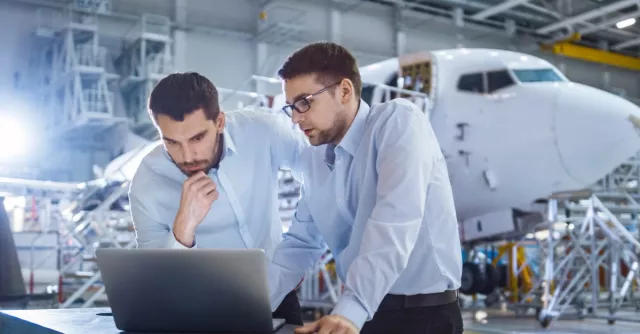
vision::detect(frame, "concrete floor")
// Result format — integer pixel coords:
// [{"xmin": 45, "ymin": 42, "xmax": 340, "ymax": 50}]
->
[{"xmin": 462, "ymin": 310, "xmax": 640, "ymax": 334}]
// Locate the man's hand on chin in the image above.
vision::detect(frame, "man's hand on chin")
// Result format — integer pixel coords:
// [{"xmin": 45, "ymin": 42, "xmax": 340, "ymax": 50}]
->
[{"xmin": 294, "ymin": 314, "xmax": 359, "ymax": 334}]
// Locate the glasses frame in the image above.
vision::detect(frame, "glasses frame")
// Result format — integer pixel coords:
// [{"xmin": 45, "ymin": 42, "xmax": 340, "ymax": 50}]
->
[{"xmin": 281, "ymin": 81, "xmax": 342, "ymax": 117}]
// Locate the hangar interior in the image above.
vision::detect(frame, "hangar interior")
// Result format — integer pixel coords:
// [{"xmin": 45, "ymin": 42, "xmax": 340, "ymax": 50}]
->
[{"xmin": 1, "ymin": 0, "xmax": 640, "ymax": 333}]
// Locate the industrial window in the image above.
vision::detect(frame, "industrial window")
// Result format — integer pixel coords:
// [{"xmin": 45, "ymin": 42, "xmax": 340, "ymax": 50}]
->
[
  {"xmin": 487, "ymin": 70, "xmax": 515, "ymax": 93},
  {"xmin": 512, "ymin": 68, "xmax": 565, "ymax": 83},
  {"xmin": 457, "ymin": 73, "xmax": 484, "ymax": 93}
]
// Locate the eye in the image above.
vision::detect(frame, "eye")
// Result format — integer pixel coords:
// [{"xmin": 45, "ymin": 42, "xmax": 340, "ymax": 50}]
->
[{"xmin": 191, "ymin": 134, "xmax": 204, "ymax": 142}]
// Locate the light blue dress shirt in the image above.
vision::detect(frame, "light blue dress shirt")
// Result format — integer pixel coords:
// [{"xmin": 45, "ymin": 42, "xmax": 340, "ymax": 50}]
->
[
  {"xmin": 268, "ymin": 99, "xmax": 462, "ymax": 329},
  {"xmin": 129, "ymin": 110, "xmax": 309, "ymax": 260}
]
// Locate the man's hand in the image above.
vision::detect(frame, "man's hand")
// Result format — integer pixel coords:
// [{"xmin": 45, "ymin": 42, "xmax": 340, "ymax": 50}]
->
[
  {"xmin": 173, "ymin": 171, "xmax": 219, "ymax": 246},
  {"xmin": 295, "ymin": 315, "xmax": 359, "ymax": 334}
]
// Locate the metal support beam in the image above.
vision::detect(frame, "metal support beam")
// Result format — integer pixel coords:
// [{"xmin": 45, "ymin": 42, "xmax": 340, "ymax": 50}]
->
[
  {"xmin": 613, "ymin": 36, "xmax": 640, "ymax": 51},
  {"xmin": 536, "ymin": 0, "xmax": 640, "ymax": 34},
  {"xmin": 173, "ymin": 0, "xmax": 187, "ymax": 72},
  {"xmin": 329, "ymin": 7, "xmax": 341, "ymax": 43},
  {"xmin": 395, "ymin": 5, "xmax": 406, "ymax": 56},
  {"xmin": 545, "ymin": 42, "xmax": 640, "ymax": 71},
  {"xmin": 453, "ymin": 7, "xmax": 464, "ymax": 27},
  {"xmin": 471, "ymin": 0, "xmax": 530, "ymax": 20},
  {"xmin": 578, "ymin": 9, "xmax": 640, "ymax": 37}
]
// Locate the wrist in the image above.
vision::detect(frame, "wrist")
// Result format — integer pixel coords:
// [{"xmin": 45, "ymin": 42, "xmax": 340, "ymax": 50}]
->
[
  {"xmin": 331, "ymin": 294, "xmax": 369, "ymax": 330},
  {"xmin": 173, "ymin": 214, "xmax": 195, "ymax": 247}
]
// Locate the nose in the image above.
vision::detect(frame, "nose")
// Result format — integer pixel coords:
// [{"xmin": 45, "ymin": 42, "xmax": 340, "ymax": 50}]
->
[
  {"xmin": 181, "ymin": 146, "xmax": 195, "ymax": 163},
  {"xmin": 554, "ymin": 83, "xmax": 640, "ymax": 186},
  {"xmin": 291, "ymin": 110, "xmax": 303, "ymax": 125}
]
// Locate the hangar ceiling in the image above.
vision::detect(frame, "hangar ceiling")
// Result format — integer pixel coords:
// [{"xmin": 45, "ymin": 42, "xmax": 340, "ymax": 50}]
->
[{"xmin": 368, "ymin": 0, "xmax": 640, "ymax": 56}]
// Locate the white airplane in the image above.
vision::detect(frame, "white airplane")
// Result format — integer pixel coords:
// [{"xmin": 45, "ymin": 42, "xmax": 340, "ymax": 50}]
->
[
  {"xmin": 100, "ymin": 48, "xmax": 640, "ymax": 243},
  {"xmin": 357, "ymin": 48, "xmax": 640, "ymax": 242}
]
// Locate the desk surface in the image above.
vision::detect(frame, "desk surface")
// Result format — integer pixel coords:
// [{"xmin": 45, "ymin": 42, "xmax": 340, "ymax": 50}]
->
[{"xmin": 0, "ymin": 307, "xmax": 298, "ymax": 334}]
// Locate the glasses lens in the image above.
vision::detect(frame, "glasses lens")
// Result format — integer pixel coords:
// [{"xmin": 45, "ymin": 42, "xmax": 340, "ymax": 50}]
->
[{"xmin": 294, "ymin": 99, "xmax": 310, "ymax": 113}]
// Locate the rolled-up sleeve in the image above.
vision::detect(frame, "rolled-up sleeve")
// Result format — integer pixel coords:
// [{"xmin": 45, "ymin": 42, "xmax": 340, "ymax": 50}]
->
[{"xmin": 129, "ymin": 163, "xmax": 196, "ymax": 249}]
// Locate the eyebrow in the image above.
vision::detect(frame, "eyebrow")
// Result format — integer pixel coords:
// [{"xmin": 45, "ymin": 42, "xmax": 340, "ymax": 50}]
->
[
  {"xmin": 286, "ymin": 92, "xmax": 310, "ymax": 105},
  {"xmin": 162, "ymin": 130, "xmax": 208, "ymax": 143}
]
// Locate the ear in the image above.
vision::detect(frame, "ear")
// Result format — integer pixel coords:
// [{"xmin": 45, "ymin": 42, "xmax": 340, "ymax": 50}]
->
[
  {"xmin": 216, "ymin": 112, "xmax": 226, "ymax": 131},
  {"xmin": 340, "ymin": 78, "xmax": 354, "ymax": 104}
]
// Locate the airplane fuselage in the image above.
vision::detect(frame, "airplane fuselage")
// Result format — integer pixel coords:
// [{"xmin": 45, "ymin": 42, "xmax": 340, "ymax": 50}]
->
[{"xmin": 359, "ymin": 48, "xmax": 640, "ymax": 226}]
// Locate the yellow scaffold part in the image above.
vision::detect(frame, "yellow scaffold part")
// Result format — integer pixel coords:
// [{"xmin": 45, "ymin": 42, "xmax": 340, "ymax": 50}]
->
[
  {"xmin": 492, "ymin": 242, "xmax": 541, "ymax": 303},
  {"xmin": 541, "ymin": 38, "xmax": 640, "ymax": 72}
]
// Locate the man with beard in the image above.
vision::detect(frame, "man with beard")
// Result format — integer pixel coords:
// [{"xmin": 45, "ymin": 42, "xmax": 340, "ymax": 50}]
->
[
  {"xmin": 128, "ymin": 72, "xmax": 309, "ymax": 325},
  {"xmin": 267, "ymin": 42, "xmax": 463, "ymax": 334}
]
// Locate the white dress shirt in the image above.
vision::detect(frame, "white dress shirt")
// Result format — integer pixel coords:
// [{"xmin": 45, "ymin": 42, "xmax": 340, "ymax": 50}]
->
[
  {"xmin": 268, "ymin": 99, "xmax": 463, "ymax": 329},
  {"xmin": 129, "ymin": 110, "xmax": 309, "ymax": 260}
]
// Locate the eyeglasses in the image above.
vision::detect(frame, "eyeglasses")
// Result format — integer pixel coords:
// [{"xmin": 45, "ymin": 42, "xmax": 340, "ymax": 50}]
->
[{"xmin": 281, "ymin": 81, "xmax": 341, "ymax": 117}]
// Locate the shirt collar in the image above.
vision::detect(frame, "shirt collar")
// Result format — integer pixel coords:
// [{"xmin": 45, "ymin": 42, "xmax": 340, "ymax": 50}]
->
[
  {"xmin": 337, "ymin": 99, "xmax": 370, "ymax": 157},
  {"xmin": 221, "ymin": 126, "xmax": 237, "ymax": 158}
]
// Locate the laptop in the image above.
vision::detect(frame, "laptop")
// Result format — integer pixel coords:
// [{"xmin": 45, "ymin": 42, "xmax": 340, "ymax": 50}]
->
[{"xmin": 95, "ymin": 248, "xmax": 286, "ymax": 333}]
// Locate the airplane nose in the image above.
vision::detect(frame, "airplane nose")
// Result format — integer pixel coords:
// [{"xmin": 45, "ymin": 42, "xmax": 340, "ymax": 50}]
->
[{"xmin": 554, "ymin": 83, "xmax": 640, "ymax": 186}]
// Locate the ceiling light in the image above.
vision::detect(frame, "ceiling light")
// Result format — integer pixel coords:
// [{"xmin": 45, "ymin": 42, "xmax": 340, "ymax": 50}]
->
[{"xmin": 616, "ymin": 18, "xmax": 636, "ymax": 29}]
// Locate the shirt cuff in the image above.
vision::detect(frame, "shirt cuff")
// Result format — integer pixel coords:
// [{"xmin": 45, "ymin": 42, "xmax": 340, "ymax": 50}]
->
[
  {"xmin": 172, "ymin": 233, "xmax": 196, "ymax": 249},
  {"xmin": 331, "ymin": 294, "xmax": 370, "ymax": 330}
]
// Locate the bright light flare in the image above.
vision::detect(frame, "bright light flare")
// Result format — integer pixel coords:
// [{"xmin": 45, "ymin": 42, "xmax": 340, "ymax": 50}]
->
[
  {"xmin": 0, "ymin": 117, "xmax": 28, "ymax": 159},
  {"xmin": 616, "ymin": 18, "xmax": 636, "ymax": 29}
]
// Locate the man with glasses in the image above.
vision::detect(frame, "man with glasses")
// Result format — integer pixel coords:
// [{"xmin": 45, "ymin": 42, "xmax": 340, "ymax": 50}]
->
[
  {"xmin": 128, "ymin": 72, "xmax": 309, "ymax": 325},
  {"xmin": 268, "ymin": 42, "xmax": 463, "ymax": 334}
]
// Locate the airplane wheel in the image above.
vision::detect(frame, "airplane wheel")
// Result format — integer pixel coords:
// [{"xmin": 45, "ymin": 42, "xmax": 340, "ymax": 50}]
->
[
  {"xmin": 479, "ymin": 263, "xmax": 499, "ymax": 295},
  {"xmin": 460, "ymin": 262, "xmax": 485, "ymax": 295}
]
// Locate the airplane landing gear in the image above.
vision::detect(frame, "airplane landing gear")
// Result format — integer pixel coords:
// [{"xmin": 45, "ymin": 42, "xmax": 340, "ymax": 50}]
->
[{"xmin": 459, "ymin": 262, "xmax": 499, "ymax": 295}]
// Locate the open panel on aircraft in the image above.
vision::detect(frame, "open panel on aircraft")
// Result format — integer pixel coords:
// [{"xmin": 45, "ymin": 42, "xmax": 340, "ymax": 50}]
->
[{"xmin": 399, "ymin": 52, "xmax": 432, "ymax": 97}]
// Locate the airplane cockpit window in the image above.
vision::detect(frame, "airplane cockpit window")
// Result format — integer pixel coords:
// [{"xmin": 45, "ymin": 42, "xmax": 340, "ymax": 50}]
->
[
  {"xmin": 511, "ymin": 68, "xmax": 565, "ymax": 83},
  {"xmin": 457, "ymin": 73, "xmax": 484, "ymax": 93},
  {"xmin": 487, "ymin": 70, "xmax": 514, "ymax": 93}
]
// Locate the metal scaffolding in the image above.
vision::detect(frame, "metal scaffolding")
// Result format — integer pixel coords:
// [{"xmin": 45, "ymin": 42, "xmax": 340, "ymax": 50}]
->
[
  {"xmin": 117, "ymin": 14, "xmax": 174, "ymax": 136},
  {"xmin": 31, "ymin": 3, "xmax": 126, "ymax": 146},
  {"xmin": 526, "ymin": 194, "xmax": 640, "ymax": 328}
]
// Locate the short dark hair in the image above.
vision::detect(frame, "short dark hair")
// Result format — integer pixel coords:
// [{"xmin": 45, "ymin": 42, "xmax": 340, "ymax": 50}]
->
[
  {"xmin": 148, "ymin": 72, "xmax": 220, "ymax": 122},
  {"xmin": 277, "ymin": 41, "xmax": 362, "ymax": 99}
]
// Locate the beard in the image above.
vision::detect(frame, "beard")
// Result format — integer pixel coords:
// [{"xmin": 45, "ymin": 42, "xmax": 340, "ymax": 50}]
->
[
  {"xmin": 170, "ymin": 133, "xmax": 223, "ymax": 177},
  {"xmin": 310, "ymin": 112, "xmax": 351, "ymax": 146}
]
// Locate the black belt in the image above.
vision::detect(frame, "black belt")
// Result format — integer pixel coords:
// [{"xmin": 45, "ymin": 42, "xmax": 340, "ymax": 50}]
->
[{"xmin": 377, "ymin": 290, "xmax": 458, "ymax": 312}]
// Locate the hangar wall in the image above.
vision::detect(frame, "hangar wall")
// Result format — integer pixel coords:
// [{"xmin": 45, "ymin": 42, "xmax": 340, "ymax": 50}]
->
[{"xmin": 0, "ymin": 0, "xmax": 638, "ymax": 181}]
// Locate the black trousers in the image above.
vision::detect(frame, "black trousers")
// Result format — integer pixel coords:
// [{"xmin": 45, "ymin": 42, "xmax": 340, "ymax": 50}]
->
[
  {"xmin": 272, "ymin": 289, "xmax": 303, "ymax": 325},
  {"xmin": 360, "ymin": 300, "xmax": 463, "ymax": 334}
]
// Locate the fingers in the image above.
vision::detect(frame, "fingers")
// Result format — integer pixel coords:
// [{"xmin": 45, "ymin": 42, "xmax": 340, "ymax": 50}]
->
[
  {"xmin": 184, "ymin": 171, "xmax": 207, "ymax": 185},
  {"xmin": 199, "ymin": 180, "xmax": 217, "ymax": 194},
  {"xmin": 295, "ymin": 317, "xmax": 358, "ymax": 334},
  {"xmin": 206, "ymin": 189, "xmax": 219, "ymax": 201},
  {"xmin": 294, "ymin": 320, "xmax": 319, "ymax": 334},
  {"xmin": 185, "ymin": 173, "xmax": 217, "ymax": 193}
]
